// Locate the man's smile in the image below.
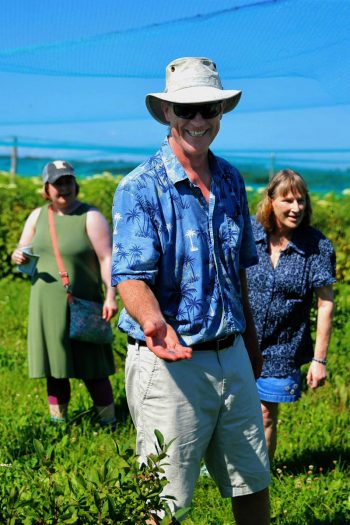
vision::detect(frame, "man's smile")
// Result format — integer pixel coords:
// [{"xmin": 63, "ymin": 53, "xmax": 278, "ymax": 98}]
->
[{"xmin": 186, "ymin": 129, "xmax": 208, "ymax": 137}]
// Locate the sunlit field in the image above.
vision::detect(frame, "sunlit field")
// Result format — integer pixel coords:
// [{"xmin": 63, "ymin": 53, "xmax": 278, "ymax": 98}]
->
[{"xmin": 0, "ymin": 173, "xmax": 349, "ymax": 524}]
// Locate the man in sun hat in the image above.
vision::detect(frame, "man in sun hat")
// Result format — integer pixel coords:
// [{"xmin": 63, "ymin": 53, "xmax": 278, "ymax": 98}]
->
[{"xmin": 112, "ymin": 57, "xmax": 270, "ymax": 524}]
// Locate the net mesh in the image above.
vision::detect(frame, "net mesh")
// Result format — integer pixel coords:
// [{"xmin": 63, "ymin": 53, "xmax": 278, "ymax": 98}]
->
[{"xmin": 0, "ymin": 0, "xmax": 349, "ymax": 165}]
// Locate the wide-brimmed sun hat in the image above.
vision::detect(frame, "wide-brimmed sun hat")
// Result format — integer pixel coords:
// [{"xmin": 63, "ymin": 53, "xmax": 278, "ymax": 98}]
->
[
  {"xmin": 42, "ymin": 160, "xmax": 75, "ymax": 184},
  {"xmin": 146, "ymin": 57, "xmax": 242, "ymax": 124}
]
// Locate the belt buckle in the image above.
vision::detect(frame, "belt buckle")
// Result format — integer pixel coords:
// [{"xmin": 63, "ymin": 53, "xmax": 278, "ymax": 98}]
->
[
  {"xmin": 215, "ymin": 336, "xmax": 227, "ymax": 351},
  {"xmin": 216, "ymin": 333, "xmax": 237, "ymax": 351}
]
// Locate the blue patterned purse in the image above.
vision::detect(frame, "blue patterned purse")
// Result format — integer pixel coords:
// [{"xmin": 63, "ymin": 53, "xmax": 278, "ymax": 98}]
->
[{"xmin": 69, "ymin": 296, "xmax": 113, "ymax": 344}]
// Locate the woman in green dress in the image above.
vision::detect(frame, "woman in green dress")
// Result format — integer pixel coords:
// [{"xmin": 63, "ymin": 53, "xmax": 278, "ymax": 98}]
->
[{"xmin": 12, "ymin": 160, "xmax": 118, "ymax": 425}]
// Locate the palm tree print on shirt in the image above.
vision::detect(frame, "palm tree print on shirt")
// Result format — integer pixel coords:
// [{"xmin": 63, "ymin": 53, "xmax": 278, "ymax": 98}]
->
[
  {"xmin": 129, "ymin": 244, "xmax": 143, "ymax": 266},
  {"xmin": 113, "ymin": 212, "xmax": 122, "ymax": 235},
  {"xmin": 185, "ymin": 229, "xmax": 199, "ymax": 252},
  {"xmin": 113, "ymin": 242, "xmax": 129, "ymax": 262},
  {"xmin": 183, "ymin": 254, "xmax": 198, "ymax": 282},
  {"xmin": 112, "ymin": 138, "xmax": 256, "ymax": 343}
]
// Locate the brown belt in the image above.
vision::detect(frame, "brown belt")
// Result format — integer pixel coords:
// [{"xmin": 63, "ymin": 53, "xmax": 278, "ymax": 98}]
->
[{"xmin": 127, "ymin": 333, "xmax": 239, "ymax": 351}]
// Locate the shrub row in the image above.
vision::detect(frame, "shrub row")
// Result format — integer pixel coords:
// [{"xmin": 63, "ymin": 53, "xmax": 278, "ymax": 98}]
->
[
  {"xmin": 0, "ymin": 431, "xmax": 186, "ymax": 524},
  {"xmin": 1, "ymin": 172, "xmax": 350, "ymax": 283}
]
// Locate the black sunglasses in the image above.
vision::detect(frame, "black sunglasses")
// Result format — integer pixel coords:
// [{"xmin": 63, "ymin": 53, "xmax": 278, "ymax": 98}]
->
[{"xmin": 172, "ymin": 102, "xmax": 222, "ymax": 120}]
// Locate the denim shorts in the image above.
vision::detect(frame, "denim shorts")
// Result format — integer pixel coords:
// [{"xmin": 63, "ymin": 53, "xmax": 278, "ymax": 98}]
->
[
  {"xmin": 256, "ymin": 371, "xmax": 302, "ymax": 403},
  {"xmin": 125, "ymin": 335, "xmax": 270, "ymax": 515}
]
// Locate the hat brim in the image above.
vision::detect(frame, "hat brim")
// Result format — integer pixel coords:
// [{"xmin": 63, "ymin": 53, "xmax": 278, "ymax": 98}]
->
[
  {"xmin": 43, "ymin": 172, "xmax": 75, "ymax": 184},
  {"xmin": 146, "ymin": 86, "xmax": 242, "ymax": 124}
]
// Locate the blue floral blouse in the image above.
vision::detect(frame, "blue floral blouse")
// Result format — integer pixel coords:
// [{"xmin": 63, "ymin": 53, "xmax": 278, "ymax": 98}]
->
[
  {"xmin": 111, "ymin": 138, "xmax": 258, "ymax": 345},
  {"xmin": 246, "ymin": 217, "xmax": 336, "ymax": 377}
]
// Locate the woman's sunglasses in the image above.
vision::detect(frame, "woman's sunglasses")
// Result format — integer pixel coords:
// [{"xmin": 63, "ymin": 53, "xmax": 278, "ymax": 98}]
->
[{"xmin": 172, "ymin": 102, "xmax": 223, "ymax": 120}]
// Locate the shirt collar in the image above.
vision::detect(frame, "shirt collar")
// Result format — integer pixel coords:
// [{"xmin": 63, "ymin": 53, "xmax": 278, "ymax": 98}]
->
[
  {"xmin": 160, "ymin": 137, "xmax": 189, "ymax": 185},
  {"xmin": 288, "ymin": 230, "xmax": 306, "ymax": 255},
  {"xmin": 253, "ymin": 221, "xmax": 267, "ymax": 244},
  {"xmin": 160, "ymin": 136, "xmax": 219, "ymax": 186},
  {"xmin": 254, "ymin": 219, "xmax": 306, "ymax": 255}
]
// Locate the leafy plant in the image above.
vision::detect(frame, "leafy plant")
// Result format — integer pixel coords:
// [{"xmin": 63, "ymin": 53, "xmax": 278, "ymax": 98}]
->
[{"xmin": 0, "ymin": 431, "xmax": 187, "ymax": 524}]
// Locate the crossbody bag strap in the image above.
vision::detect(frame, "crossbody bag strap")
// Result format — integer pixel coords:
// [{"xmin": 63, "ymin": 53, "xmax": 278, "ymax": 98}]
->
[{"xmin": 48, "ymin": 205, "xmax": 73, "ymax": 303}]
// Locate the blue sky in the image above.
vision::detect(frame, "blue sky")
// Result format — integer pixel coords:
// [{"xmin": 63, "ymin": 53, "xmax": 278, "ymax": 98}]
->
[{"xmin": 0, "ymin": 0, "xmax": 349, "ymax": 168}]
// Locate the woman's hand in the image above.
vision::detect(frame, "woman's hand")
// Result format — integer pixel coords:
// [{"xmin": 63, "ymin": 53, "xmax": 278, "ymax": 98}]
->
[
  {"xmin": 102, "ymin": 297, "xmax": 118, "ymax": 322},
  {"xmin": 12, "ymin": 247, "xmax": 29, "ymax": 265},
  {"xmin": 306, "ymin": 361, "xmax": 327, "ymax": 389},
  {"xmin": 12, "ymin": 208, "xmax": 41, "ymax": 266}
]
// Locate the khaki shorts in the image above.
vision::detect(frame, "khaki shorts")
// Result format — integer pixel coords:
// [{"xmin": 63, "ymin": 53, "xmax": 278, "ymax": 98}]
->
[{"xmin": 125, "ymin": 335, "xmax": 270, "ymax": 512}]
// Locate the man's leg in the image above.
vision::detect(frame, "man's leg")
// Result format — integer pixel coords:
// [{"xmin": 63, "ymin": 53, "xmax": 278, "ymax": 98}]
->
[
  {"xmin": 232, "ymin": 488, "xmax": 270, "ymax": 525},
  {"xmin": 261, "ymin": 401, "xmax": 279, "ymax": 462},
  {"xmin": 125, "ymin": 340, "xmax": 223, "ymax": 516},
  {"xmin": 204, "ymin": 337, "xmax": 270, "ymax": 521}
]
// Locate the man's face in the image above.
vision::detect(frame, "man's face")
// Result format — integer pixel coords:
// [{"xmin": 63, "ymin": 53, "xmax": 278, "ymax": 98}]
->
[{"xmin": 162, "ymin": 101, "xmax": 224, "ymax": 158}]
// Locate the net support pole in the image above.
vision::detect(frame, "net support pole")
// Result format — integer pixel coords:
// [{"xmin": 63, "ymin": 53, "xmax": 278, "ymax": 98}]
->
[
  {"xmin": 269, "ymin": 152, "xmax": 276, "ymax": 180},
  {"xmin": 10, "ymin": 136, "xmax": 17, "ymax": 181}
]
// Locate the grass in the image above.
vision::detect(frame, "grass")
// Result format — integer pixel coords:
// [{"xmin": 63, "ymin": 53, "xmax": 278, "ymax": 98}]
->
[
  {"xmin": 186, "ymin": 376, "xmax": 350, "ymax": 525},
  {"xmin": 0, "ymin": 276, "xmax": 349, "ymax": 524}
]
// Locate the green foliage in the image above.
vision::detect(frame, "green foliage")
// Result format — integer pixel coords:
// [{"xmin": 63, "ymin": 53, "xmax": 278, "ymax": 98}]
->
[
  {"xmin": 2, "ymin": 171, "xmax": 350, "ymax": 283},
  {"xmin": 78, "ymin": 173, "xmax": 122, "ymax": 224},
  {"xmin": 187, "ymin": 466, "xmax": 350, "ymax": 525},
  {"xmin": 0, "ymin": 174, "xmax": 349, "ymax": 523},
  {"xmin": 0, "ymin": 431, "xmax": 184, "ymax": 524},
  {"xmin": 0, "ymin": 279, "xmax": 348, "ymax": 524},
  {"xmin": 309, "ymin": 192, "xmax": 350, "ymax": 284}
]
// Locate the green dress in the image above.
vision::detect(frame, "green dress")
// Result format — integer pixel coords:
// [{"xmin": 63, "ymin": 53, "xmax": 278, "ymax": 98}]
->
[{"xmin": 28, "ymin": 203, "xmax": 115, "ymax": 379}]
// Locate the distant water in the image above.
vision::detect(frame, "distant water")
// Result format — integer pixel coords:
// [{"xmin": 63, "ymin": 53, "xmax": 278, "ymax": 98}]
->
[
  {"xmin": 1, "ymin": 155, "xmax": 349, "ymax": 194},
  {"xmin": 0, "ymin": 155, "xmax": 137, "ymax": 178}
]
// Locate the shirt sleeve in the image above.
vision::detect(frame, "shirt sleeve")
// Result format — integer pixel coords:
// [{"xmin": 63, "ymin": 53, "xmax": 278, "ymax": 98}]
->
[
  {"xmin": 111, "ymin": 182, "xmax": 160, "ymax": 287},
  {"xmin": 310, "ymin": 236, "xmax": 336, "ymax": 289}
]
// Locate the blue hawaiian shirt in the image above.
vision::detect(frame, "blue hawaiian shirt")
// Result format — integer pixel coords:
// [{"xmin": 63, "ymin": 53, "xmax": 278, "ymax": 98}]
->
[
  {"xmin": 111, "ymin": 138, "xmax": 258, "ymax": 345},
  {"xmin": 246, "ymin": 217, "xmax": 336, "ymax": 377}
]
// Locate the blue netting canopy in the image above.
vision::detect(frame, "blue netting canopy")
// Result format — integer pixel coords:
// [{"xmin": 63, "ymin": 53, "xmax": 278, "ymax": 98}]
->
[{"xmin": 0, "ymin": 0, "xmax": 349, "ymax": 164}]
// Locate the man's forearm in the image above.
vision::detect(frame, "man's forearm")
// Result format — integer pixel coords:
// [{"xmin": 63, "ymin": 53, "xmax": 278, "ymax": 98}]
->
[{"xmin": 117, "ymin": 279, "xmax": 165, "ymax": 329}]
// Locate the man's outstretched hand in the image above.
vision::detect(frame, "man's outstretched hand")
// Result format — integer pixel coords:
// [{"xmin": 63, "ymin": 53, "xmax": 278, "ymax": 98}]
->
[{"xmin": 143, "ymin": 319, "xmax": 192, "ymax": 361}]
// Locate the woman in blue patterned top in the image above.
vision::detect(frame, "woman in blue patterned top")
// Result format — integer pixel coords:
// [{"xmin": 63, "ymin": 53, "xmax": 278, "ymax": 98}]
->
[{"xmin": 246, "ymin": 169, "xmax": 335, "ymax": 461}]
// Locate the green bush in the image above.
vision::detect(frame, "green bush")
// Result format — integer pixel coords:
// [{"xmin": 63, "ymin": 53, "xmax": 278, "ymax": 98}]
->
[
  {"xmin": 0, "ymin": 431, "xmax": 186, "ymax": 524},
  {"xmin": 2, "ymin": 172, "xmax": 350, "ymax": 283},
  {"xmin": 0, "ymin": 188, "xmax": 349, "ymax": 524},
  {"xmin": 311, "ymin": 193, "xmax": 350, "ymax": 283}
]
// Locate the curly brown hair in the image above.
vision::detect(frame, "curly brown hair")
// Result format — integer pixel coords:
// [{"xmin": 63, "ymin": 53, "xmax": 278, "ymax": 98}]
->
[{"xmin": 256, "ymin": 169, "xmax": 312, "ymax": 233}]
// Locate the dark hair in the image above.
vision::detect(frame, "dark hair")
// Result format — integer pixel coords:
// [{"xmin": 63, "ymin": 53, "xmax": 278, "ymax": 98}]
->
[
  {"xmin": 42, "ymin": 180, "xmax": 80, "ymax": 200},
  {"xmin": 256, "ymin": 169, "xmax": 312, "ymax": 233}
]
